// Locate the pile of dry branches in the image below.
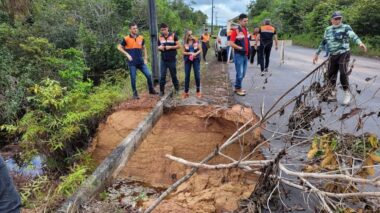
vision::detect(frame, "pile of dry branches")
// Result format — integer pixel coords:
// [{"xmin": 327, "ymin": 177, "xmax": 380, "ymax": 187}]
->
[{"xmin": 144, "ymin": 59, "xmax": 380, "ymax": 212}]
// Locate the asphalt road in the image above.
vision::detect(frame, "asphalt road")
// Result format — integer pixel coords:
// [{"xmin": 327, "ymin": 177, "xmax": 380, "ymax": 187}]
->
[
  {"xmin": 228, "ymin": 44, "xmax": 380, "ymax": 136},
  {"xmin": 225, "ymin": 44, "xmax": 380, "ymax": 212}
]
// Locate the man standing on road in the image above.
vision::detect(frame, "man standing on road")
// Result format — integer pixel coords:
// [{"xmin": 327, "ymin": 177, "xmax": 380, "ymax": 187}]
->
[
  {"xmin": 158, "ymin": 23, "xmax": 180, "ymax": 96},
  {"xmin": 249, "ymin": 27, "xmax": 260, "ymax": 65},
  {"xmin": 117, "ymin": 23, "xmax": 158, "ymax": 99},
  {"xmin": 200, "ymin": 28, "xmax": 210, "ymax": 64},
  {"xmin": 229, "ymin": 13, "xmax": 250, "ymax": 96},
  {"xmin": 313, "ymin": 11, "xmax": 367, "ymax": 105},
  {"xmin": 256, "ymin": 19, "xmax": 278, "ymax": 74}
]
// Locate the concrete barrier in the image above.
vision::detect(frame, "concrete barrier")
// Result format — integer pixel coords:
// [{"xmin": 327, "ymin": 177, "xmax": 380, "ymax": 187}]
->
[{"xmin": 57, "ymin": 92, "xmax": 172, "ymax": 213}]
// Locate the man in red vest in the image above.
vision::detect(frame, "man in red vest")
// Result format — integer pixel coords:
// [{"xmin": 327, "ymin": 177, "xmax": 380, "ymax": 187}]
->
[{"xmin": 229, "ymin": 13, "xmax": 250, "ymax": 96}]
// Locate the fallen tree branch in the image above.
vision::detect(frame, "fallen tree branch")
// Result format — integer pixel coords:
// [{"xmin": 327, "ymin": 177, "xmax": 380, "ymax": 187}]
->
[
  {"xmin": 279, "ymin": 163, "xmax": 380, "ymax": 187},
  {"xmin": 166, "ymin": 154, "xmax": 272, "ymax": 169}
]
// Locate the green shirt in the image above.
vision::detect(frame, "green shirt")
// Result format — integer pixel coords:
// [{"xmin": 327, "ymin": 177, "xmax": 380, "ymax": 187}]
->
[{"xmin": 316, "ymin": 24, "xmax": 362, "ymax": 56}]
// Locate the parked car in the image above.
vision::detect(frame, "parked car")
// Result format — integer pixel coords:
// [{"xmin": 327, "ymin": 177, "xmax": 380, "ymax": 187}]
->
[{"xmin": 214, "ymin": 27, "xmax": 228, "ymax": 61}]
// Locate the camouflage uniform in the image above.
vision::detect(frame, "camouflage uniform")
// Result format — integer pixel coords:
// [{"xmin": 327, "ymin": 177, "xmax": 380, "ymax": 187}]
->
[{"xmin": 316, "ymin": 24, "xmax": 362, "ymax": 91}]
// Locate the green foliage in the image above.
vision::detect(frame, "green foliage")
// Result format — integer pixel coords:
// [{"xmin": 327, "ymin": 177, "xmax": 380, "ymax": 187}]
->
[
  {"xmin": 56, "ymin": 164, "xmax": 88, "ymax": 196},
  {"xmin": 19, "ymin": 175, "xmax": 50, "ymax": 208},
  {"xmin": 248, "ymin": 0, "xmax": 380, "ymax": 57},
  {"xmin": 14, "ymin": 72, "xmax": 128, "ymax": 163}
]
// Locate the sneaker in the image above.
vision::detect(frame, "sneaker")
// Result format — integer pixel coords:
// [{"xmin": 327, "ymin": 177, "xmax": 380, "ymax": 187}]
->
[
  {"xmin": 196, "ymin": 92, "xmax": 202, "ymax": 98},
  {"xmin": 264, "ymin": 68, "xmax": 268, "ymax": 72},
  {"xmin": 205, "ymin": 62, "xmax": 209, "ymax": 65},
  {"xmin": 234, "ymin": 89, "xmax": 246, "ymax": 93},
  {"xmin": 132, "ymin": 95, "xmax": 140, "ymax": 100},
  {"xmin": 261, "ymin": 71, "xmax": 265, "ymax": 76},
  {"xmin": 149, "ymin": 90, "xmax": 158, "ymax": 95},
  {"xmin": 234, "ymin": 89, "xmax": 246, "ymax": 96},
  {"xmin": 159, "ymin": 91, "xmax": 165, "ymax": 97},
  {"xmin": 342, "ymin": 91, "xmax": 351, "ymax": 105}
]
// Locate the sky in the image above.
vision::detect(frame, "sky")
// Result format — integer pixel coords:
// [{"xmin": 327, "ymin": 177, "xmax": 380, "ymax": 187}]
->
[{"xmin": 184, "ymin": 0, "xmax": 251, "ymax": 26}]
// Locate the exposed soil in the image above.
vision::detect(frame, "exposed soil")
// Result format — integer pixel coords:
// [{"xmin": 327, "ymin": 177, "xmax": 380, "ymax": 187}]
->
[
  {"xmin": 88, "ymin": 104, "xmax": 262, "ymax": 212},
  {"xmin": 84, "ymin": 53, "xmax": 264, "ymax": 213},
  {"xmin": 88, "ymin": 94, "xmax": 159, "ymax": 163}
]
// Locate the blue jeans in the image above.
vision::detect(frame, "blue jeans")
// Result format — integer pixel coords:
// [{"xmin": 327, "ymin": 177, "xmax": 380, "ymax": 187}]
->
[
  {"xmin": 184, "ymin": 58, "xmax": 201, "ymax": 93},
  {"xmin": 160, "ymin": 60, "xmax": 179, "ymax": 92},
  {"xmin": 128, "ymin": 63, "xmax": 154, "ymax": 97},
  {"xmin": 0, "ymin": 156, "xmax": 21, "ymax": 213},
  {"xmin": 234, "ymin": 53, "xmax": 248, "ymax": 89}
]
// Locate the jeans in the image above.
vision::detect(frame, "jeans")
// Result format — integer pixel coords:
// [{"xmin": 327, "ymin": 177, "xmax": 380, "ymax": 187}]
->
[
  {"xmin": 259, "ymin": 42, "xmax": 273, "ymax": 71},
  {"xmin": 128, "ymin": 63, "xmax": 155, "ymax": 97},
  {"xmin": 234, "ymin": 53, "xmax": 248, "ymax": 89},
  {"xmin": 0, "ymin": 156, "xmax": 21, "ymax": 213},
  {"xmin": 184, "ymin": 58, "xmax": 201, "ymax": 93},
  {"xmin": 160, "ymin": 60, "xmax": 179, "ymax": 92},
  {"xmin": 327, "ymin": 51, "xmax": 351, "ymax": 91}
]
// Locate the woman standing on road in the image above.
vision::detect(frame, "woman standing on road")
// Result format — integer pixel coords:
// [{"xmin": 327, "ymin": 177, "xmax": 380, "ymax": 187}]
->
[{"xmin": 182, "ymin": 33, "xmax": 202, "ymax": 99}]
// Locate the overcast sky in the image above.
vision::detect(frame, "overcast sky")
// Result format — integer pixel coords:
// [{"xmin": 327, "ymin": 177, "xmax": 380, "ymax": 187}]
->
[{"xmin": 184, "ymin": 0, "xmax": 251, "ymax": 26}]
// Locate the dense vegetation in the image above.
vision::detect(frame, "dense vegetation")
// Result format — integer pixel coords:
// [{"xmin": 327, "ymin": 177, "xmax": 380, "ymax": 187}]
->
[
  {"xmin": 0, "ymin": 0, "xmax": 206, "ymax": 208},
  {"xmin": 247, "ymin": 0, "xmax": 380, "ymax": 56}
]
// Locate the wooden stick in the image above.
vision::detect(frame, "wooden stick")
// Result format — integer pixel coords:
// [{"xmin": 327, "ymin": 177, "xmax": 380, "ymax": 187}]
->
[
  {"xmin": 166, "ymin": 154, "xmax": 272, "ymax": 169},
  {"xmin": 279, "ymin": 163, "xmax": 380, "ymax": 187}
]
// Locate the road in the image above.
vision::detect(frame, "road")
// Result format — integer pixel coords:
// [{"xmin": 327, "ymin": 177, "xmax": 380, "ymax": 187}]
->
[
  {"xmin": 224, "ymin": 44, "xmax": 380, "ymax": 212},
  {"xmin": 227, "ymin": 44, "xmax": 380, "ymax": 136}
]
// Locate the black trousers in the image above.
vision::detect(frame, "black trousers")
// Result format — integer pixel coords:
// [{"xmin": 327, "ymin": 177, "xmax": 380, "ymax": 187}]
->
[
  {"xmin": 259, "ymin": 42, "xmax": 273, "ymax": 71},
  {"xmin": 249, "ymin": 46, "xmax": 259, "ymax": 64},
  {"xmin": 202, "ymin": 42, "xmax": 208, "ymax": 61},
  {"xmin": 327, "ymin": 51, "xmax": 350, "ymax": 91}
]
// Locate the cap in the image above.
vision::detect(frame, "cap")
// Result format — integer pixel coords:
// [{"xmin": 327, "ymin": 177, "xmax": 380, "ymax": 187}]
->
[
  {"xmin": 264, "ymin": 19, "xmax": 271, "ymax": 25},
  {"xmin": 331, "ymin": 11, "xmax": 343, "ymax": 19}
]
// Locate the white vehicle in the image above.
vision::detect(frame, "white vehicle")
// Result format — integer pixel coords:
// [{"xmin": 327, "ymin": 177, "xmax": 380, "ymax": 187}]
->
[{"xmin": 214, "ymin": 27, "xmax": 228, "ymax": 61}]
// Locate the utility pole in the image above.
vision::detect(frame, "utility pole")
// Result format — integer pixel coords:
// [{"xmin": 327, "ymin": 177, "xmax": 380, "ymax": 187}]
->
[
  {"xmin": 211, "ymin": 0, "xmax": 214, "ymax": 35},
  {"xmin": 148, "ymin": 0, "xmax": 159, "ymax": 84},
  {"xmin": 215, "ymin": 11, "xmax": 218, "ymax": 28}
]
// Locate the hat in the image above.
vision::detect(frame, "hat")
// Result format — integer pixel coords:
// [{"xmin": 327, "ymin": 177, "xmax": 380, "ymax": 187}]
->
[{"xmin": 331, "ymin": 11, "xmax": 343, "ymax": 19}]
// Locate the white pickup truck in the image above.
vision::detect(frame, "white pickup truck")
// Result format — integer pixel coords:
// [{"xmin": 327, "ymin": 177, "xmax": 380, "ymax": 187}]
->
[{"xmin": 213, "ymin": 27, "xmax": 228, "ymax": 61}]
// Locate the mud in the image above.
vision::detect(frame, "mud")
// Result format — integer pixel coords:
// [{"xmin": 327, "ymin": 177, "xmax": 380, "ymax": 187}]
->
[{"xmin": 89, "ymin": 103, "xmax": 262, "ymax": 213}]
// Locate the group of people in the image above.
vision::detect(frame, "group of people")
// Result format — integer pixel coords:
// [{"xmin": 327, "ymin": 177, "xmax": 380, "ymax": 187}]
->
[
  {"xmin": 229, "ymin": 12, "xmax": 367, "ymax": 105},
  {"xmin": 228, "ymin": 13, "xmax": 278, "ymax": 96},
  {"xmin": 117, "ymin": 22, "xmax": 211, "ymax": 100},
  {"xmin": 117, "ymin": 11, "xmax": 367, "ymax": 105}
]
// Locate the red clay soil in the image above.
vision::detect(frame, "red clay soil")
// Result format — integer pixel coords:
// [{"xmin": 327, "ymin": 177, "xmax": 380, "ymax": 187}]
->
[
  {"xmin": 88, "ymin": 94, "xmax": 159, "ymax": 162},
  {"xmin": 90, "ymin": 104, "xmax": 263, "ymax": 212}
]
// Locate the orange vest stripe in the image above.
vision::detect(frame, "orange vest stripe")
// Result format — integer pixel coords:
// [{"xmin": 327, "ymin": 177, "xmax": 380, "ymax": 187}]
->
[
  {"xmin": 124, "ymin": 35, "xmax": 144, "ymax": 49},
  {"xmin": 202, "ymin": 34, "xmax": 210, "ymax": 42}
]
